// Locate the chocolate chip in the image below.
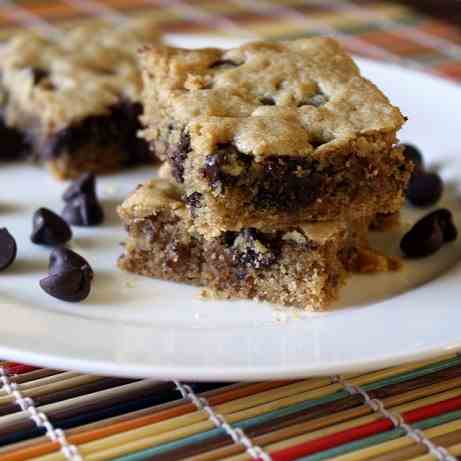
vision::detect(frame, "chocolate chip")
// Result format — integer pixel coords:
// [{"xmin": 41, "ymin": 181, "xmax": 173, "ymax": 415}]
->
[
  {"xmin": 44, "ymin": 101, "xmax": 149, "ymax": 162},
  {"xmin": 230, "ymin": 228, "xmax": 279, "ymax": 269},
  {"xmin": 62, "ymin": 195, "xmax": 104, "ymax": 227},
  {"xmin": 402, "ymin": 144, "xmax": 424, "ymax": 169},
  {"xmin": 62, "ymin": 173, "xmax": 97, "ymax": 201},
  {"xmin": 406, "ymin": 171, "xmax": 443, "ymax": 207},
  {"xmin": 48, "ymin": 247, "xmax": 94, "ymax": 277},
  {"xmin": 209, "ymin": 59, "xmax": 239, "ymax": 69},
  {"xmin": 0, "ymin": 228, "xmax": 17, "ymax": 271},
  {"xmin": 222, "ymin": 231, "xmax": 238, "ymax": 247},
  {"xmin": 31, "ymin": 208, "xmax": 72, "ymax": 246},
  {"xmin": 400, "ymin": 209, "xmax": 457, "ymax": 258},
  {"xmin": 255, "ymin": 156, "xmax": 321, "ymax": 210},
  {"xmin": 300, "ymin": 93, "xmax": 328, "ymax": 107},
  {"xmin": 62, "ymin": 173, "xmax": 104, "ymax": 226},
  {"xmin": 40, "ymin": 268, "xmax": 93, "ymax": 302},
  {"xmin": 185, "ymin": 192, "xmax": 203, "ymax": 208},
  {"xmin": 0, "ymin": 117, "xmax": 30, "ymax": 161},
  {"xmin": 168, "ymin": 131, "xmax": 191, "ymax": 183},
  {"xmin": 40, "ymin": 247, "xmax": 93, "ymax": 302},
  {"xmin": 259, "ymin": 97, "xmax": 275, "ymax": 106},
  {"xmin": 203, "ymin": 153, "xmax": 221, "ymax": 188},
  {"xmin": 31, "ymin": 68, "xmax": 50, "ymax": 85},
  {"xmin": 202, "ymin": 145, "xmax": 252, "ymax": 192}
]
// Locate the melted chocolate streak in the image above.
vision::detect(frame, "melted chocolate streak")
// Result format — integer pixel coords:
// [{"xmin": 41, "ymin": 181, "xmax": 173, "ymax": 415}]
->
[{"xmin": 0, "ymin": 101, "xmax": 150, "ymax": 163}]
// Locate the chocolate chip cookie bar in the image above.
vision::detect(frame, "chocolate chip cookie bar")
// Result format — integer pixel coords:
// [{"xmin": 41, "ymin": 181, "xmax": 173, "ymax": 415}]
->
[
  {"xmin": 0, "ymin": 18, "xmax": 160, "ymax": 179},
  {"xmin": 118, "ymin": 179, "xmax": 376, "ymax": 310},
  {"xmin": 139, "ymin": 38, "xmax": 411, "ymax": 237}
]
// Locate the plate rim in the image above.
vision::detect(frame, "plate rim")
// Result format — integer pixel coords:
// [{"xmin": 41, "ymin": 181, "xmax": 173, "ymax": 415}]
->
[{"xmin": 1, "ymin": 38, "xmax": 461, "ymax": 379}]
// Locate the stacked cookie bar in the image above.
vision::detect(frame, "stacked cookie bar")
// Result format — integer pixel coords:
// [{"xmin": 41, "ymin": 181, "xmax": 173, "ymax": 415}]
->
[
  {"xmin": 0, "ymin": 17, "xmax": 160, "ymax": 179},
  {"xmin": 119, "ymin": 38, "xmax": 412, "ymax": 310}
]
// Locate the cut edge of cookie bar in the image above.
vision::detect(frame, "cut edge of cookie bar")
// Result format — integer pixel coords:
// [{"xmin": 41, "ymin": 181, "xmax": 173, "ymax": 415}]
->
[
  {"xmin": 117, "ymin": 179, "xmax": 201, "ymax": 284},
  {"xmin": 159, "ymin": 116, "xmax": 411, "ymax": 238},
  {"xmin": 139, "ymin": 37, "xmax": 406, "ymax": 162},
  {"xmin": 0, "ymin": 24, "xmax": 159, "ymax": 179},
  {"xmin": 117, "ymin": 178, "xmax": 397, "ymax": 311}
]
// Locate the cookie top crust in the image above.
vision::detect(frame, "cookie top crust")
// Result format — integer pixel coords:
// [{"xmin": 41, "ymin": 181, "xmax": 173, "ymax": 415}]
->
[
  {"xmin": 140, "ymin": 38, "xmax": 405, "ymax": 148},
  {"xmin": 188, "ymin": 116, "xmax": 314, "ymax": 160},
  {"xmin": 0, "ymin": 18, "xmax": 160, "ymax": 130},
  {"xmin": 118, "ymin": 179, "xmax": 185, "ymax": 222}
]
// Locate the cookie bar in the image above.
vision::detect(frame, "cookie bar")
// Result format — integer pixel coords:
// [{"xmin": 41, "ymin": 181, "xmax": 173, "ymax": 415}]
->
[
  {"xmin": 139, "ymin": 38, "xmax": 411, "ymax": 235},
  {"xmin": 117, "ymin": 179, "xmax": 375, "ymax": 310},
  {"xmin": 152, "ymin": 115, "xmax": 410, "ymax": 237},
  {"xmin": 0, "ymin": 18, "xmax": 160, "ymax": 179}
]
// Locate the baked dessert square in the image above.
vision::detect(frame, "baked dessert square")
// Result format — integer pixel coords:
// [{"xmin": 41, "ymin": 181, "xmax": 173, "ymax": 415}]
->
[
  {"xmin": 139, "ymin": 38, "xmax": 411, "ymax": 237},
  {"xmin": 117, "ymin": 179, "xmax": 378, "ymax": 311},
  {"xmin": 0, "ymin": 18, "xmax": 160, "ymax": 179}
]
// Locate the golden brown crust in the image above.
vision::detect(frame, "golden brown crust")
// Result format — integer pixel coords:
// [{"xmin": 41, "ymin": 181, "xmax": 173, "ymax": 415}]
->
[
  {"xmin": 0, "ymin": 19, "xmax": 160, "ymax": 132},
  {"xmin": 140, "ymin": 37, "xmax": 405, "ymax": 156}
]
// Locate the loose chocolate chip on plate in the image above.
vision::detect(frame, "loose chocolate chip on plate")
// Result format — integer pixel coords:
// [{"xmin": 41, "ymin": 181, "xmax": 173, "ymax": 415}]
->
[
  {"xmin": 62, "ymin": 173, "xmax": 104, "ymax": 226},
  {"xmin": 400, "ymin": 208, "xmax": 457, "ymax": 258},
  {"xmin": 31, "ymin": 208, "xmax": 72, "ymax": 245},
  {"xmin": 62, "ymin": 173, "xmax": 97, "ymax": 201},
  {"xmin": 406, "ymin": 171, "xmax": 443, "ymax": 207},
  {"xmin": 48, "ymin": 246, "xmax": 94, "ymax": 277},
  {"xmin": 40, "ymin": 268, "xmax": 93, "ymax": 302},
  {"xmin": 402, "ymin": 144, "xmax": 424, "ymax": 169},
  {"xmin": 62, "ymin": 195, "xmax": 104, "ymax": 226},
  {"xmin": 0, "ymin": 228, "xmax": 17, "ymax": 271},
  {"xmin": 40, "ymin": 247, "xmax": 93, "ymax": 302}
]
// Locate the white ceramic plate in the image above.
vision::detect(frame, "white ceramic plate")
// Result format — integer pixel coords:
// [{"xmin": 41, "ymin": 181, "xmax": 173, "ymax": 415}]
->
[{"xmin": 1, "ymin": 35, "xmax": 461, "ymax": 380}]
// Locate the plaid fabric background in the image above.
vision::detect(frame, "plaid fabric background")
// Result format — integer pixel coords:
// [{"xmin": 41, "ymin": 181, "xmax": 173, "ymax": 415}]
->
[{"xmin": 0, "ymin": 0, "xmax": 460, "ymax": 81}]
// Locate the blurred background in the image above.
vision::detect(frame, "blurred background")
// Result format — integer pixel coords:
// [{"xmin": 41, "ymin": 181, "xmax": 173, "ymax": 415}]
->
[{"xmin": 0, "ymin": 0, "xmax": 459, "ymax": 82}]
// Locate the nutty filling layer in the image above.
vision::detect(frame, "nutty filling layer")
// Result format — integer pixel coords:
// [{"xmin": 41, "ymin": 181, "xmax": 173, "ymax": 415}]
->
[
  {"xmin": 44, "ymin": 101, "xmax": 150, "ymax": 163},
  {"xmin": 182, "ymin": 143, "xmax": 408, "ymax": 212},
  {"xmin": 132, "ymin": 214, "xmax": 201, "ymax": 276}
]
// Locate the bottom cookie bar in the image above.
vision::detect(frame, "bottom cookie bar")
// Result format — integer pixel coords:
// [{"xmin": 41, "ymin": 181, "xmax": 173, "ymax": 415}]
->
[{"xmin": 118, "ymin": 179, "xmax": 381, "ymax": 310}]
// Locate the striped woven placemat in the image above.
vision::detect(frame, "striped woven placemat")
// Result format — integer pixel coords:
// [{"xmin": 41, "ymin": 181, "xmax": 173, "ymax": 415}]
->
[
  {"xmin": 1, "ymin": 1, "xmax": 461, "ymax": 460},
  {"xmin": 0, "ymin": 0, "xmax": 460, "ymax": 81},
  {"xmin": 1, "ymin": 354, "xmax": 461, "ymax": 461}
]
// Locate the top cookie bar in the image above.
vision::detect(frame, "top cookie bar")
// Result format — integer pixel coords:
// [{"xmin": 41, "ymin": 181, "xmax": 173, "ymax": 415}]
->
[
  {"xmin": 140, "ymin": 38, "xmax": 411, "ymax": 236},
  {"xmin": 0, "ymin": 17, "xmax": 160, "ymax": 179},
  {"xmin": 140, "ymin": 37, "xmax": 405, "ymax": 158}
]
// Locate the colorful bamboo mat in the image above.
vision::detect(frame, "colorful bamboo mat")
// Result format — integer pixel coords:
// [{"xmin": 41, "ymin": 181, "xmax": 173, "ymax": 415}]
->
[
  {"xmin": 1, "ymin": 354, "xmax": 461, "ymax": 461},
  {"xmin": 2, "ymin": 0, "xmax": 461, "ymax": 460}
]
